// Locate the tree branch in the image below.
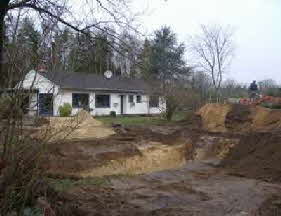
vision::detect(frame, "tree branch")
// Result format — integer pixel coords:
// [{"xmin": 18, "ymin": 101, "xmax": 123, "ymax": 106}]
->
[{"xmin": 7, "ymin": 0, "xmax": 32, "ymax": 10}]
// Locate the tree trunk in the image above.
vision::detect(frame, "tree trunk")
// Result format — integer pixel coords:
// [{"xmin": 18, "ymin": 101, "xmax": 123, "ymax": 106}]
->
[
  {"xmin": 0, "ymin": 1, "xmax": 10, "ymax": 88},
  {"xmin": 0, "ymin": 12, "xmax": 5, "ymax": 88},
  {"xmin": 166, "ymin": 101, "xmax": 176, "ymax": 121}
]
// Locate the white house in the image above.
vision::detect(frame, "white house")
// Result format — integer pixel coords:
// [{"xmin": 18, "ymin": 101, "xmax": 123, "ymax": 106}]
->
[{"xmin": 18, "ymin": 70, "xmax": 166, "ymax": 116}]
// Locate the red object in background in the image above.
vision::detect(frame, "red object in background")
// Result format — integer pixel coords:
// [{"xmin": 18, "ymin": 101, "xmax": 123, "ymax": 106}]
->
[
  {"xmin": 239, "ymin": 98, "xmax": 251, "ymax": 105},
  {"xmin": 239, "ymin": 96, "xmax": 281, "ymax": 106}
]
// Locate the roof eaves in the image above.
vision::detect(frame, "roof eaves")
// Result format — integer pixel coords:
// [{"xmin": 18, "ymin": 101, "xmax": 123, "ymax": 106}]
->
[{"xmin": 61, "ymin": 87, "xmax": 146, "ymax": 93}]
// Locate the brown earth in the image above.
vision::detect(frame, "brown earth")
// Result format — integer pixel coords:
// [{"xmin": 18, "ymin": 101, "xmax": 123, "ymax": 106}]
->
[
  {"xmin": 48, "ymin": 158, "xmax": 281, "ymax": 216},
  {"xmin": 36, "ymin": 110, "xmax": 115, "ymax": 142},
  {"xmin": 221, "ymin": 132, "xmax": 281, "ymax": 183},
  {"xmin": 195, "ymin": 103, "xmax": 232, "ymax": 132},
  {"xmin": 45, "ymin": 126, "xmax": 192, "ymax": 179},
  {"xmin": 196, "ymin": 104, "xmax": 281, "ymax": 184},
  {"xmin": 37, "ymin": 104, "xmax": 281, "ymax": 215},
  {"xmin": 197, "ymin": 103, "xmax": 281, "ymax": 132},
  {"xmin": 253, "ymin": 194, "xmax": 281, "ymax": 216}
]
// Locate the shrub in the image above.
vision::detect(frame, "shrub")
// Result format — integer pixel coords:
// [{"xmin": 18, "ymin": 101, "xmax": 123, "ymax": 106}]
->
[
  {"xmin": 0, "ymin": 96, "xmax": 23, "ymax": 119},
  {"xmin": 59, "ymin": 103, "xmax": 72, "ymax": 117},
  {"xmin": 110, "ymin": 111, "xmax": 117, "ymax": 117},
  {"xmin": 266, "ymin": 88, "xmax": 281, "ymax": 97},
  {"xmin": 271, "ymin": 104, "xmax": 281, "ymax": 109},
  {"xmin": 261, "ymin": 102, "xmax": 281, "ymax": 110}
]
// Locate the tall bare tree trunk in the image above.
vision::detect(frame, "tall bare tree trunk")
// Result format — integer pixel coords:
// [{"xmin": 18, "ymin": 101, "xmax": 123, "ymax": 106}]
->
[{"xmin": 0, "ymin": 1, "xmax": 10, "ymax": 88}]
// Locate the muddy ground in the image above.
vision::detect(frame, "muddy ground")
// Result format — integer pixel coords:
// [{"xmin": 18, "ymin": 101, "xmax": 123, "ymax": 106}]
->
[
  {"xmin": 43, "ymin": 129, "xmax": 281, "ymax": 216},
  {"xmin": 50, "ymin": 153, "xmax": 281, "ymax": 216},
  {"xmin": 41, "ymin": 104, "xmax": 281, "ymax": 215}
]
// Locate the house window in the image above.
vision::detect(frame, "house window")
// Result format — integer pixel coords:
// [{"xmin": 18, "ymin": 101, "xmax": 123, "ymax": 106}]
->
[
  {"xmin": 136, "ymin": 95, "xmax": 142, "ymax": 103},
  {"xmin": 149, "ymin": 96, "xmax": 159, "ymax": 108},
  {"xmin": 72, "ymin": 93, "xmax": 89, "ymax": 108},
  {"xmin": 96, "ymin": 95, "xmax": 110, "ymax": 108},
  {"xmin": 129, "ymin": 95, "xmax": 134, "ymax": 103}
]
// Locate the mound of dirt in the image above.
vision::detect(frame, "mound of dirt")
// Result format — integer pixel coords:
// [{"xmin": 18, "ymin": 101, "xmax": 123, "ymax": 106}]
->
[
  {"xmin": 252, "ymin": 106, "xmax": 281, "ymax": 131},
  {"xmin": 225, "ymin": 104, "xmax": 252, "ymax": 131},
  {"xmin": 221, "ymin": 132, "xmax": 281, "ymax": 183},
  {"xmin": 195, "ymin": 103, "xmax": 232, "ymax": 132},
  {"xmin": 38, "ymin": 110, "xmax": 115, "ymax": 141},
  {"xmin": 196, "ymin": 103, "xmax": 281, "ymax": 132}
]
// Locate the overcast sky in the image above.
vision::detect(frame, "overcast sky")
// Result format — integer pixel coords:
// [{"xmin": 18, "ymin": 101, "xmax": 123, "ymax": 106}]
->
[{"xmin": 133, "ymin": 0, "xmax": 281, "ymax": 84}]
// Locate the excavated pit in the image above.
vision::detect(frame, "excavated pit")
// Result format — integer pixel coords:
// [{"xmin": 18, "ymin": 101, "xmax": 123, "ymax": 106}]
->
[
  {"xmin": 45, "ymin": 128, "xmax": 196, "ymax": 178},
  {"xmin": 41, "ymin": 105, "xmax": 281, "ymax": 215},
  {"xmin": 79, "ymin": 142, "xmax": 187, "ymax": 177},
  {"xmin": 46, "ymin": 125, "xmax": 245, "ymax": 180}
]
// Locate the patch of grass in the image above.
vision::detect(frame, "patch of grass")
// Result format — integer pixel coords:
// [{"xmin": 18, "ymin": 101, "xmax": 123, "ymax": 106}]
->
[
  {"xmin": 96, "ymin": 116, "xmax": 164, "ymax": 126},
  {"xmin": 96, "ymin": 111, "xmax": 190, "ymax": 126},
  {"xmin": 48, "ymin": 177, "xmax": 109, "ymax": 192},
  {"xmin": 261, "ymin": 103, "xmax": 281, "ymax": 110}
]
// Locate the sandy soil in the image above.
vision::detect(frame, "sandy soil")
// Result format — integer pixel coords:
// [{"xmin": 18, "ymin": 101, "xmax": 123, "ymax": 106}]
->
[
  {"xmin": 36, "ymin": 110, "xmax": 115, "ymax": 142},
  {"xmin": 197, "ymin": 103, "xmax": 281, "ymax": 132},
  {"xmin": 41, "ymin": 104, "xmax": 281, "ymax": 215}
]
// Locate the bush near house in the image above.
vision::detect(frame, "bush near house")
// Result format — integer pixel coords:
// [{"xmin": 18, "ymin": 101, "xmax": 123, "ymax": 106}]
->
[
  {"xmin": 110, "ymin": 111, "xmax": 117, "ymax": 118},
  {"xmin": 266, "ymin": 88, "xmax": 281, "ymax": 97},
  {"xmin": 59, "ymin": 103, "xmax": 72, "ymax": 117}
]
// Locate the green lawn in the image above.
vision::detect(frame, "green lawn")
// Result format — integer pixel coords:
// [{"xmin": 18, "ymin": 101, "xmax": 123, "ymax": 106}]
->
[
  {"xmin": 48, "ymin": 177, "xmax": 109, "ymax": 192},
  {"xmin": 96, "ymin": 112, "xmax": 190, "ymax": 126}
]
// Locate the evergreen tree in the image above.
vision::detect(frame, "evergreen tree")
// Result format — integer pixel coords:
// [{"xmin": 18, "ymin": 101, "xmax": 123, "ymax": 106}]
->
[
  {"xmin": 139, "ymin": 26, "xmax": 192, "ymax": 121},
  {"xmin": 149, "ymin": 26, "xmax": 188, "ymax": 80}
]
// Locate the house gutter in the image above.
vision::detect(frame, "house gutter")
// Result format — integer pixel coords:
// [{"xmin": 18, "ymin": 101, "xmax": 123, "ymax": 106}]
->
[{"xmin": 60, "ymin": 87, "xmax": 147, "ymax": 94}]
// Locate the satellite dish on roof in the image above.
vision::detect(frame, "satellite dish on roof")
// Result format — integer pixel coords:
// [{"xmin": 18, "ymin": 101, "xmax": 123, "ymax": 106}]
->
[{"xmin": 104, "ymin": 70, "xmax": 113, "ymax": 79}]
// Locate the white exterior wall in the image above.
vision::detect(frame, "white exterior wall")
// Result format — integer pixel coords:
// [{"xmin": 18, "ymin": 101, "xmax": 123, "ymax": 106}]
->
[
  {"xmin": 94, "ymin": 93, "xmax": 120, "ymax": 116},
  {"xmin": 54, "ymin": 92, "xmax": 166, "ymax": 116},
  {"xmin": 149, "ymin": 97, "xmax": 166, "ymax": 114},
  {"xmin": 20, "ymin": 70, "xmax": 59, "ymax": 116},
  {"xmin": 124, "ymin": 95, "xmax": 149, "ymax": 115},
  {"xmin": 20, "ymin": 70, "xmax": 166, "ymax": 116},
  {"xmin": 20, "ymin": 70, "xmax": 59, "ymax": 95},
  {"xmin": 54, "ymin": 89, "xmax": 95, "ymax": 116}
]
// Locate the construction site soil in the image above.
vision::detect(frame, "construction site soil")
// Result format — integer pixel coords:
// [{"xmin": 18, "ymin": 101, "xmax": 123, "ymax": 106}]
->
[
  {"xmin": 30, "ymin": 104, "xmax": 281, "ymax": 215},
  {"xmin": 221, "ymin": 132, "xmax": 281, "ymax": 183},
  {"xmin": 195, "ymin": 103, "xmax": 281, "ymax": 184}
]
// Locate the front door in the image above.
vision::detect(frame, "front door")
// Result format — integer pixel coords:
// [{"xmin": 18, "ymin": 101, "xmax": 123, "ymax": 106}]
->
[
  {"xmin": 120, "ymin": 95, "xmax": 124, "ymax": 115},
  {"xmin": 39, "ymin": 93, "xmax": 53, "ymax": 116}
]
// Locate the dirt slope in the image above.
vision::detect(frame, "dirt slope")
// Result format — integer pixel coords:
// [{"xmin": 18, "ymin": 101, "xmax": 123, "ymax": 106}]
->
[
  {"xmin": 196, "ymin": 103, "xmax": 281, "ymax": 132},
  {"xmin": 221, "ymin": 132, "xmax": 281, "ymax": 183},
  {"xmin": 196, "ymin": 103, "xmax": 281, "ymax": 183},
  {"xmin": 38, "ymin": 110, "xmax": 115, "ymax": 141},
  {"xmin": 195, "ymin": 103, "xmax": 232, "ymax": 132}
]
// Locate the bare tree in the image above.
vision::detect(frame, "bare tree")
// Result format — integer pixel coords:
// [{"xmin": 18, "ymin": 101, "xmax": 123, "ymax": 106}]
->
[
  {"xmin": 190, "ymin": 24, "xmax": 235, "ymax": 100},
  {"xmin": 191, "ymin": 71, "xmax": 212, "ymax": 104},
  {"xmin": 221, "ymin": 79, "xmax": 248, "ymax": 99},
  {"xmin": 0, "ymin": 0, "xmax": 139, "ymax": 87},
  {"xmin": 0, "ymin": 1, "xmax": 141, "ymax": 214}
]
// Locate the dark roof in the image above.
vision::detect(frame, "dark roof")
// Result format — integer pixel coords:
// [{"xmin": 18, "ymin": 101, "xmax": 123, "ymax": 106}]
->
[{"xmin": 39, "ymin": 71, "xmax": 150, "ymax": 93}]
